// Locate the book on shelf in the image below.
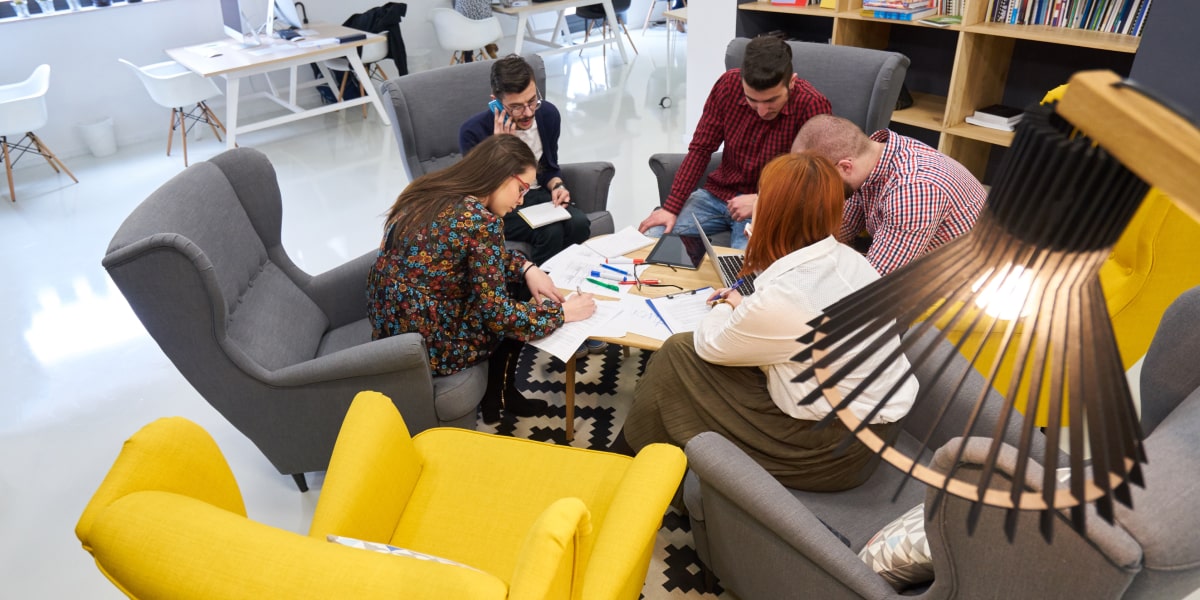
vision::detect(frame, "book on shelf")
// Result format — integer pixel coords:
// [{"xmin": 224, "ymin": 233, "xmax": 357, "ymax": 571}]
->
[
  {"xmin": 965, "ymin": 115, "xmax": 1017, "ymax": 132},
  {"xmin": 516, "ymin": 203, "xmax": 572, "ymax": 229},
  {"xmin": 919, "ymin": 14, "xmax": 963, "ymax": 26},
  {"xmin": 972, "ymin": 103, "xmax": 1025, "ymax": 125},
  {"xmin": 861, "ymin": 7, "xmax": 938, "ymax": 20},
  {"xmin": 862, "ymin": 0, "xmax": 932, "ymax": 8}
]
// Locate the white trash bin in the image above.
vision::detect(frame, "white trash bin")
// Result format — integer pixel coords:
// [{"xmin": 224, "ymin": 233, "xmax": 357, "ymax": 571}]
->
[{"xmin": 78, "ymin": 117, "xmax": 117, "ymax": 158}]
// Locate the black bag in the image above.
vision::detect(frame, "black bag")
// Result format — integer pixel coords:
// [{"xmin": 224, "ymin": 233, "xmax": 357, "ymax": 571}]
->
[{"xmin": 312, "ymin": 66, "xmax": 363, "ymax": 105}]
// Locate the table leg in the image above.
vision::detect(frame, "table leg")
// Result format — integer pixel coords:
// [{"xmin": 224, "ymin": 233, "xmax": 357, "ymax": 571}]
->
[
  {"xmin": 224, "ymin": 76, "xmax": 241, "ymax": 149},
  {"xmin": 514, "ymin": 13, "xmax": 529, "ymax": 55},
  {"xmin": 552, "ymin": 10, "xmax": 569, "ymax": 46},
  {"xmin": 565, "ymin": 354, "xmax": 576, "ymax": 442},
  {"xmin": 346, "ymin": 49, "xmax": 391, "ymax": 126},
  {"xmin": 601, "ymin": 0, "xmax": 629, "ymax": 63}
]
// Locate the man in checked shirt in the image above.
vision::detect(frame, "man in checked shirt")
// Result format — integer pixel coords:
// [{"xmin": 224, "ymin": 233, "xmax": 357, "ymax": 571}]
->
[
  {"xmin": 637, "ymin": 35, "xmax": 832, "ymax": 250},
  {"xmin": 792, "ymin": 114, "xmax": 986, "ymax": 275}
]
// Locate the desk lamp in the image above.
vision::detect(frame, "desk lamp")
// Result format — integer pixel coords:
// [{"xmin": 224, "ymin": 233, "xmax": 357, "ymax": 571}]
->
[{"xmin": 795, "ymin": 70, "xmax": 1200, "ymax": 539}]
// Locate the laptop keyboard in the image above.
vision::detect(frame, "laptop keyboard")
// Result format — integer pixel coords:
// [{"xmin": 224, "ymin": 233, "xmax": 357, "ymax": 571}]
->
[{"xmin": 717, "ymin": 255, "xmax": 756, "ymax": 295}]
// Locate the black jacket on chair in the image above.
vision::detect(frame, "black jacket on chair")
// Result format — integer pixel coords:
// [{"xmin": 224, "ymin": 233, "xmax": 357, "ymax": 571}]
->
[{"xmin": 343, "ymin": 2, "xmax": 408, "ymax": 76}]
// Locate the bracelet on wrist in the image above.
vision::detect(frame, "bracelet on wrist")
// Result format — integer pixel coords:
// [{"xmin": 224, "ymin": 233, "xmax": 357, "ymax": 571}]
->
[
  {"xmin": 551, "ymin": 182, "xmax": 566, "ymax": 191},
  {"xmin": 522, "ymin": 262, "xmax": 536, "ymax": 274}
]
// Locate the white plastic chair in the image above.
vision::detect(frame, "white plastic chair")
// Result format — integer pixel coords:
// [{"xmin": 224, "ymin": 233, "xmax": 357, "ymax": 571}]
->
[
  {"xmin": 431, "ymin": 8, "xmax": 503, "ymax": 66},
  {"xmin": 322, "ymin": 32, "xmax": 389, "ymax": 119},
  {"xmin": 0, "ymin": 64, "xmax": 78, "ymax": 202},
  {"xmin": 119, "ymin": 59, "xmax": 225, "ymax": 167}
]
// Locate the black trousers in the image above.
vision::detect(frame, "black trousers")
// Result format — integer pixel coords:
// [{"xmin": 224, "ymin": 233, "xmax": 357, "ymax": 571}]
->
[{"xmin": 502, "ymin": 187, "xmax": 591, "ymax": 265}]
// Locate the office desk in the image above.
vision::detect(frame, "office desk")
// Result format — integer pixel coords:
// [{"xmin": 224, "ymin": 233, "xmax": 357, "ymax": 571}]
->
[
  {"xmin": 560, "ymin": 243, "xmax": 734, "ymax": 441},
  {"xmin": 492, "ymin": 0, "xmax": 629, "ymax": 63},
  {"xmin": 166, "ymin": 23, "xmax": 390, "ymax": 149}
]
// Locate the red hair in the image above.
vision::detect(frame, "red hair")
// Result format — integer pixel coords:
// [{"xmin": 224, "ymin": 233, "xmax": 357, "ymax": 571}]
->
[{"xmin": 742, "ymin": 152, "xmax": 844, "ymax": 274}]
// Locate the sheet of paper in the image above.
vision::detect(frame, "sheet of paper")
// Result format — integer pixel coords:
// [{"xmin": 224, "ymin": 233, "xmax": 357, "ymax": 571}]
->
[
  {"xmin": 645, "ymin": 288, "xmax": 714, "ymax": 335},
  {"xmin": 618, "ymin": 295, "xmax": 673, "ymax": 341},
  {"xmin": 541, "ymin": 244, "xmax": 626, "ymax": 299},
  {"xmin": 583, "ymin": 226, "xmax": 657, "ymax": 258},
  {"xmin": 527, "ymin": 300, "xmax": 622, "ymax": 363},
  {"xmin": 589, "ymin": 300, "xmax": 628, "ymax": 338}
]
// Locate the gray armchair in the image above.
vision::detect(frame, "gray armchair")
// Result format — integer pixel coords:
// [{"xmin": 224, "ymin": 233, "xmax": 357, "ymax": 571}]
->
[
  {"xmin": 649, "ymin": 38, "xmax": 910, "ymax": 245},
  {"xmin": 380, "ymin": 56, "xmax": 615, "ymax": 257},
  {"xmin": 102, "ymin": 148, "xmax": 487, "ymax": 492},
  {"xmin": 682, "ymin": 286, "xmax": 1200, "ymax": 599}
]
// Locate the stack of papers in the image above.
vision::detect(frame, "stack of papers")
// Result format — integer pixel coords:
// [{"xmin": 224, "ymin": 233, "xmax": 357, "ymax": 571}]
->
[
  {"xmin": 645, "ymin": 288, "xmax": 713, "ymax": 335},
  {"xmin": 965, "ymin": 104, "xmax": 1024, "ymax": 132},
  {"xmin": 582, "ymin": 226, "xmax": 656, "ymax": 258}
]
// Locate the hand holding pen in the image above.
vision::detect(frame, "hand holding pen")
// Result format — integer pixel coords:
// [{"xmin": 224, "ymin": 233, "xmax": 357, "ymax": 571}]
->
[{"xmin": 707, "ymin": 277, "xmax": 746, "ymax": 307}]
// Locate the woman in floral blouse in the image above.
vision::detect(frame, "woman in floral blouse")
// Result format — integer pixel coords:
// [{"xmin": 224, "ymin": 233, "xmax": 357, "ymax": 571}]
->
[{"xmin": 368, "ymin": 134, "xmax": 596, "ymax": 423}]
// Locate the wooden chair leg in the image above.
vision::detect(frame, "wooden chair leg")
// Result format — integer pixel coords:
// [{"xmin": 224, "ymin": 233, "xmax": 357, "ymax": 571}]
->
[
  {"xmin": 620, "ymin": 18, "xmax": 638, "ymax": 54},
  {"xmin": 180, "ymin": 108, "xmax": 190, "ymax": 167},
  {"xmin": 2, "ymin": 139, "xmax": 14, "ymax": 202},
  {"xmin": 28, "ymin": 133, "xmax": 61, "ymax": 174},
  {"xmin": 642, "ymin": 0, "xmax": 660, "ymax": 35},
  {"xmin": 200, "ymin": 101, "xmax": 225, "ymax": 143},
  {"xmin": 28, "ymin": 132, "xmax": 77, "ymax": 183}
]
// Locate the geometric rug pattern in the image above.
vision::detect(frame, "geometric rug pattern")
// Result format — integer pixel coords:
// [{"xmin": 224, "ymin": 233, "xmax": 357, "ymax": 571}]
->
[{"xmin": 477, "ymin": 343, "xmax": 730, "ymax": 599}]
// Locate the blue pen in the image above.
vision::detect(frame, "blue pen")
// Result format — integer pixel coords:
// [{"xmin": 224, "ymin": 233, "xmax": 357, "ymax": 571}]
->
[
  {"xmin": 710, "ymin": 277, "xmax": 746, "ymax": 303},
  {"xmin": 599, "ymin": 263, "xmax": 630, "ymax": 277}
]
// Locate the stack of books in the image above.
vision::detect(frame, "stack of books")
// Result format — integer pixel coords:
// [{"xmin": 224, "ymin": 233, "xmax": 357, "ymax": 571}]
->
[
  {"xmin": 861, "ymin": 0, "xmax": 937, "ymax": 20},
  {"xmin": 964, "ymin": 104, "xmax": 1025, "ymax": 132}
]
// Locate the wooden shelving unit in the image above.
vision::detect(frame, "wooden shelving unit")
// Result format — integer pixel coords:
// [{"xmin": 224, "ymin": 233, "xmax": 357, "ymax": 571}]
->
[{"xmin": 737, "ymin": 0, "xmax": 1142, "ymax": 179}]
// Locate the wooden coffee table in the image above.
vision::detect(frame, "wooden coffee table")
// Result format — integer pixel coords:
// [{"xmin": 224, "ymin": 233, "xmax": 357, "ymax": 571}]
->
[{"xmin": 560, "ymin": 243, "xmax": 734, "ymax": 442}]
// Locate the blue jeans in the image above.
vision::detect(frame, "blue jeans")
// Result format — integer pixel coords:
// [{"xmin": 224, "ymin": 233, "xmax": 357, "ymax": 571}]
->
[{"xmin": 646, "ymin": 188, "xmax": 750, "ymax": 250}]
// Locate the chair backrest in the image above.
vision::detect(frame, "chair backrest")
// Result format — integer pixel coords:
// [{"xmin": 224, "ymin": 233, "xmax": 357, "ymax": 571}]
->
[
  {"xmin": 0, "ymin": 64, "xmax": 51, "ymax": 135},
  {"xmin": 102, "ymin": 148, "xmax": 330, "ymax": 379},
  {"xmin": 361, "ymin": 32, "xmax": 390, "ymax": 64},
  {"xmin": 381, "ymin": 54, "xmax": 548, "ymax": 180},
  {"xmin": 430, "ymin": 8, "xmax": 503, "ymax": 53},
  {"xmin": 725, "ymin": 38, "xmax": 910, "ymax": 134},
  {"xmin": 119, "ymin": 59, "xmax": 222, "ymax": 110}
]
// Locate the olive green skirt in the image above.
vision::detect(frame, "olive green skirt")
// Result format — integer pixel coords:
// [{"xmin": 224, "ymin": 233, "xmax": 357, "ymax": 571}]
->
[{"xmin": 625, "ymin": 332, "xmax": 893, "ymax": 491}]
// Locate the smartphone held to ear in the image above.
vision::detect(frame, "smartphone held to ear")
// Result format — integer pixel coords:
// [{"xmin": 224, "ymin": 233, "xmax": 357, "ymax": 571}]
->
[{"xmin": 488, "ymin": 99, "xmax": 510, "ymax": 123}]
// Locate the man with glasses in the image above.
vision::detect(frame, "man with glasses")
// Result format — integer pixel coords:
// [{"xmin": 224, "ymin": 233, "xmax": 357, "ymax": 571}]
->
[
  {"xmin": 637, "ymin": 35, "xmax": 832, "ymax": 250},
  {"xmin": 460, "ymin": 55, "xmax": 591, "ymax": 267}
]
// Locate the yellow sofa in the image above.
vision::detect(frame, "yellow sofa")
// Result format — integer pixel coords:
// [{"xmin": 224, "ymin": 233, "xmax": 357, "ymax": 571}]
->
[{"xmin": 76, "ymin": 391, "xmax": 687, "ymax": 599}]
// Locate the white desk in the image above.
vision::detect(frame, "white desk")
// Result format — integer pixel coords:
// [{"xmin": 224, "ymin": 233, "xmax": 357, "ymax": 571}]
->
[
  {"xmin": 492, "ymin": 0, "xmax": 629, "ymax": 63},
  {"xmin": 166, "ymin": 23, "xmax": 390, "ymax": 149}
]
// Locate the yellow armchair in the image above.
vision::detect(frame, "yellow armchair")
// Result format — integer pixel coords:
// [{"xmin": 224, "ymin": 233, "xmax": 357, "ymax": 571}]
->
[{"xmin": 76, "ymin": 392, "xmax": 687, "ymax": 599}]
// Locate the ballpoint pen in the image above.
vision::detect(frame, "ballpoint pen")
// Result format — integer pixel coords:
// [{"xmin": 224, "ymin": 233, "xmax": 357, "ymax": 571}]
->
[
  {"xmin": 586, "ymin": 277, "xmax": 620, "ymax": 292},
  {"xmin": 618, "ymin": 279, "xmax": 659, "ymax": 285},
  {"xmin": 605, "ymin": 257, "xmax": 644, "ymax": 265},
  {"xmin": 709, "ymin": 277, "xmax": 746, "ymax": 305},
  {"xmin": 598, "ymin": 263, "xmax": 630, "ymax": 277},
  {"xmin": 589, "ymin": 269, "xmax": 626, "ymax": 282}
]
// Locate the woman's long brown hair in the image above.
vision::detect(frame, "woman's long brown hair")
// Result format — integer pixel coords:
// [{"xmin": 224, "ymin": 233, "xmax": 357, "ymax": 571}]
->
[
  {"xmin": 741, "ymin": 152, "xmax": 844, "ymax": 275},
  {"xmin": 384, "ymin": 134, "xmax": 537, "ymax": 244}
]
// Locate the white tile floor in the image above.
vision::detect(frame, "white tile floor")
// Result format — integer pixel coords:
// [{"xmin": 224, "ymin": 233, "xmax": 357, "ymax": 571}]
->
[{"xmin": 0, "ymin": 29, "xmax": 689, "ymax": 597}]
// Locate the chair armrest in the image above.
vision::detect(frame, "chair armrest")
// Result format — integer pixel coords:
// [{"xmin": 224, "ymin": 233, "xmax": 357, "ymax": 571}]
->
[
  {"xmin": 560, "ymin": 161, "xmax": 615, "ymax": 215},
  {"xmin": 508, "ymin": 497, "xmax": 593, "ymax": 600},
  {"xmin": 310, "ymin": 392, "xmax": 424, "ymax": 544},
  {"xmin": 262, "ymin": 333, "xmax": 432, "ymax": 388},
  {"xmin": 684, "ymin": 432, "xmax": 896, "ymax": 598},
  {"xmin": 76, "ymin": 417, "xmax": 245, "ymax": 552},
  {"xmin": 88, "ymin": 492, "xmax": 507, "ymax": 599},
  {"xmin": 584, "ymin": 443, "xmax": 688, "ymax": 599},
  {"xmin": 648, "ymin": 153, "xmax": 722, "ymax": 208},
  {"xmin": 303, "ymin": 250, "xmax": 376, "ymax": 329}
]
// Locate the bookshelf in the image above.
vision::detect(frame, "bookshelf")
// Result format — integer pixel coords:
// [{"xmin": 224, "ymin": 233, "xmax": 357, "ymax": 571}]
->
[{"xmin": 737, "ymin": 0, "xmax": 1142, "ymax": 180}]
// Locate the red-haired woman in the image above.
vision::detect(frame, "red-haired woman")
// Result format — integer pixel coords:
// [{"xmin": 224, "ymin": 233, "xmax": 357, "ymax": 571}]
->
[{"xmin": 617, "ymin": 152, "xmax": 917, "ymax": 491}]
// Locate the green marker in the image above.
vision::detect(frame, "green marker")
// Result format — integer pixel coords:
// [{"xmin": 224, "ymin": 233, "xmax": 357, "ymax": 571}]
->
[{"xmin": 586, "ymin": 277, "xmax": 620, "ymax": 292}]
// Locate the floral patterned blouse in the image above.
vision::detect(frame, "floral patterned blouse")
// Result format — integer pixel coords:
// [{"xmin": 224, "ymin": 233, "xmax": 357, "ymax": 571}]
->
[{"xmin": 367, "ymin": 196, "xmax": 565, "ymax": 376}]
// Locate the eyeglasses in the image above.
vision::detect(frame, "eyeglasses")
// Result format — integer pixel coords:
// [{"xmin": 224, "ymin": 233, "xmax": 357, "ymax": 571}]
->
[
  {"xmin": 503, "ymin": 93, "xmax": 543, "ymax": 115},
  {"xmin": 511, "ymin": 175, "xmax": 531, "ymax": 197}
]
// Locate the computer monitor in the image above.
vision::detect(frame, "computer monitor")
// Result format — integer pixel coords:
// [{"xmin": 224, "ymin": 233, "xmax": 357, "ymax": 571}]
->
[
  {"xmin": 273, "ymin": 0, "xmax": 303, "ymax": 29},
  {"xmin": 219, "ymin": 0, "xmax": 265, "ymax": 47}
]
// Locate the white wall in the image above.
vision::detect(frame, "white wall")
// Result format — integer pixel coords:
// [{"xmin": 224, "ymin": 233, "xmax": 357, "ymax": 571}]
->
[{"xmin": 684, "ymin": 0, "xmax": 736, "ymax": 137}]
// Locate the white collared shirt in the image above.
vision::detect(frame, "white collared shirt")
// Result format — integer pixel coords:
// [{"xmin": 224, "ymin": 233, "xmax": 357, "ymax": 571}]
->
[{"xmin": 692, "ymin": 236, "xmax": 917, "ymax": 423}]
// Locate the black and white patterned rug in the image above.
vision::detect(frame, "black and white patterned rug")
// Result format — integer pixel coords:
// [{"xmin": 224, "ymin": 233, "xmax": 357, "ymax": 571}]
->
[{"xmin": 477, "ymin": 344, "xmax": 729, "ymax": 599}]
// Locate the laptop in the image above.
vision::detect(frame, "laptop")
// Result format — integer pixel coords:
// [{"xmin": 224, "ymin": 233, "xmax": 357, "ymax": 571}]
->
[{"xmin": 692, "ymin": 214, "xmax": 756, "ymax": 296}]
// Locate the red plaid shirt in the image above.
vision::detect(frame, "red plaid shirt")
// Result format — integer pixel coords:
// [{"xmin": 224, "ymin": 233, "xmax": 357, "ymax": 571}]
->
[
  {"xmin": 664, "ymin": 69, "xmax": 831, "ymax": 214},
  {"xmin": 841, "ymin": 130, "xmax": 987, "ymax": 275}
]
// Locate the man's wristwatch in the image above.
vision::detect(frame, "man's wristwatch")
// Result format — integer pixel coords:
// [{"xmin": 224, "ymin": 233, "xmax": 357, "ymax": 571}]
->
[{"xmin": 551, "ymin": 182, "xmax": 566, "ymax": 192}]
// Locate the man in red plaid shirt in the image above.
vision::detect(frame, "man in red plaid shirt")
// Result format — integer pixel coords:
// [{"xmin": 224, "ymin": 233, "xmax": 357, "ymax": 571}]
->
[
  {"xmin": 637, "ymin": 35, "xmax": 831, "ymax": 249},
  {"xmin": 792, "ymin": 114, "xmax": 986, "ymax": 275}
]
